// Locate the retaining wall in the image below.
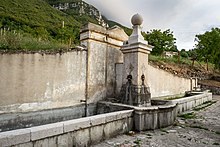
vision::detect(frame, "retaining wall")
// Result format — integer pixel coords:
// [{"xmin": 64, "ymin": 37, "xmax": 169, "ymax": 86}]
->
[
  {"xmin": 147, "ymin": 65, "xmax": 196, "ymax": 98},
  {"xmin": 200, "ymin": 84, "xmax": 220, "ymax": 95},
  {"xmin": 0, "ymin": 52, "xmax": 87, "ymax": 113},
  {"xmin": 0, "ymin": 22, "xmax": 198, "ymax": 113},
  {"xmin": 0, "ymin": 23, "xmax": 128, "ymax": 113}
]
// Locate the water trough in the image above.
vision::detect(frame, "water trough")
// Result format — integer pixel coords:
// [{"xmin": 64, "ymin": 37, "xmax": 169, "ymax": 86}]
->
[{"xmin": 0, "ymin": 92, "xmax": 212, "ymax": 146}]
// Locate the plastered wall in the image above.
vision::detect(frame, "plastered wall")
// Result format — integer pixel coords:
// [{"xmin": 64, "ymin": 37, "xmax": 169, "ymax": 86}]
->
[
  {"xmin": 147, "ymin": 65, "xmax": 195, "ymax": 98},
  {"xmin": 0, "ymin": 52, "xmax": 87, "ymax": 112},
  {"xmin": 80, "ymin": 23, "xmax": 127, "ymax": 103},
  {"xmin": 0, "ymin": 23, "xmax": 128, "ymax": 113},
  {"xmin": 0, "ymin": 22, "xmax": 195, "ymax": 113}
]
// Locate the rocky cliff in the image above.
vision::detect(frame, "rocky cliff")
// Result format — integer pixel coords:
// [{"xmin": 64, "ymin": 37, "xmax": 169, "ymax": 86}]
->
[{"xmin": 49, "ymin": 0, "xmax": 108, "ymax": 27}]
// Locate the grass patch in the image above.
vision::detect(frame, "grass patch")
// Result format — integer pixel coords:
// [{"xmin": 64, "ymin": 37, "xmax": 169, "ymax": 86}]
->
[
  {"xmin": 149, "ymin": 55, "xmax": 191, "ymax": 65},
  {"xmin": 190, "ymin": 125, "xmax": 209, "ymax": 131},
  {"xmin": 149, "ymin": 54, "xmax": 215, "ymax": 72},
  {"xmin": 133, "ymin": 138, "xmax": 142, "ymax": 146},
  {"xmin": 160, "ymin": 128, "xmax": 168, "ymax": 133},
  {"xmin": 0, "ymin": 0, "xmax": 81, "ymax": 45},
  {"xmin": 145, "ymin": 133, "xmax": 152, "ymax": 136},
  {"xmin": 0, "ymin": 32, "xmax": 69, "ymax": 51},
  {"xmin": 178, "ymin": 112, "xmax": 196, "ymax": 119},
  {"xmin": 193, "ymin": 101, "xmax": 217, "ymax": 111},
  {"xmin": 190, "ymin": 125, "xmax": 220, "ymax": 137}
]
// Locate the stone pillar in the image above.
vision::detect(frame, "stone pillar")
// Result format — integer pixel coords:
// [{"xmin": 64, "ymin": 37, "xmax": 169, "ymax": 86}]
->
[
  {"xmin": 121, "ymin": 14, "xmax": 153, "ymax": 86},
  {"xmin": 80, "ymin": 22, "xmax": 128, "ymax": 103},
  {"xmin": 120, "ymin": 14, "xmax": 153, "ymax": 106}
]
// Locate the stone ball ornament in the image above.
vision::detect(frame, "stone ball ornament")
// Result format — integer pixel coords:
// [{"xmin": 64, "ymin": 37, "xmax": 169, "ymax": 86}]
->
[{"xmin": 131, "ymin": 13, "xmax": 143, "ymax": 26}]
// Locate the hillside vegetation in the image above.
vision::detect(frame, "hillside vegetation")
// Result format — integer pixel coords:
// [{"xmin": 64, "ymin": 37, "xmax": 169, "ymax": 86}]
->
[
  {"xmin": 0, "ymin": 0, "xmax": 82, "ymax": 52},
  {"xmin": 0, "ymin": 0, "xmax": 80, "ymax": 40},
  {"xmin": 149, "ymin": 55, "xmax": 220, "ymax": 89},
  {"xmin": 44, "ymin": 0, "xmax": 82, "ymax": 5},
  {"xmin": 0, "ymin": 0, "xmax": 79, "ymax": 27},
  {"xmin": 0, "ymin": 0, "xmax": 131, "ymax": 51}
]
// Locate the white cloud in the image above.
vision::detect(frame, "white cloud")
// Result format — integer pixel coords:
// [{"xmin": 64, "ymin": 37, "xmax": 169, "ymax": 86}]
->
[{"xmin": 84, "ymin": 0, "xmax": 220, "ymax": 50}]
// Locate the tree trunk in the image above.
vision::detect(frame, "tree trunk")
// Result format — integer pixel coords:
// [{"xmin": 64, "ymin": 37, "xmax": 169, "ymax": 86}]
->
[
  {"xmin": 178, "ymin": 51, "xmax": 180, "ymax": 64},
  {"xmin": 206, "ymin": 59, "xmax": 209, "ymax": 71},
  {"xmin": 192, "ymin": 59, "xmax": 195, "ymax": 67}
]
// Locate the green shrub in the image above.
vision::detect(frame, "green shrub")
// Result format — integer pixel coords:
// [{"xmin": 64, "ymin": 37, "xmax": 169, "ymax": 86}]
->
[
  {"xmin": 0, "ymin": 31, "xmax": 68, "ymax": 51},
  {"xmin": 181, "ymin": 51, "xmax": 189, "ymax": 58}
]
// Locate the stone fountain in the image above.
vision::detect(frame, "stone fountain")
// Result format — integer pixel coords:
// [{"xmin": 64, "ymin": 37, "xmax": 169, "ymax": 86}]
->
[
  {"xmin": 114, "ymin": 14, "xmax": 178, "ymax": 131},
  {"xmin": 120, "ymin": 14, "xmax": 153, "ymax": 107}
]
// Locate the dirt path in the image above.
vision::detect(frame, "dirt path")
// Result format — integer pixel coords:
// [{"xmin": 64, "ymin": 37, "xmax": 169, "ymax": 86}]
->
[{"xmin": 93, "ymin": 95, "xmax": 220, "ymax": 147}]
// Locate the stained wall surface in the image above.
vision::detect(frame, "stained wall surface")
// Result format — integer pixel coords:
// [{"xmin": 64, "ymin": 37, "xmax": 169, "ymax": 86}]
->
[
  {"xmin": 0, "ymin": 52, "xmax": 87, "ymax": 112},
  {"xmin": 0, "ymin": 22, "xmax": 195, "ymax": 113},
  {"xmin": 147, "ymin": 65, "xmax": 194, "ymax": 98},
  {"xmin": 80, "ymin": 23, "xmax": 127, "ymax": 103},
  {"xmin": 0, "ymin": 23, "xmax": 128, "ymax": 113}
]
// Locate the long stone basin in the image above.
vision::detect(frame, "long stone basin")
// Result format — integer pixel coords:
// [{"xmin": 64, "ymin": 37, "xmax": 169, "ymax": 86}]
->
[
  {"xmin": 0, "ymin": 92, "xmax": 212, "ymax": 146},
  {"xmin": 0, "ymin": 104, "xmax": 133, "ymax": 146}
]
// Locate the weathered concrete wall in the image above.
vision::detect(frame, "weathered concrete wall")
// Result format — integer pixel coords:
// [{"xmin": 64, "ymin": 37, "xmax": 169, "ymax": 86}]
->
[
  {"xmin": 80, "ymin": 23, "xmax": 127, "ymax": 103},
  {"xmin": 0, "ymin": 23, "xmax": 128, "ymax": 113},
  {"xmin": 199, "ymin": 84, "xmax": 220, "ymax": 95},
  {"xmin": 147, "ymin": 65, "xmax": 195, "ymax": 98},
  {"xmin": 116, "ymin": 63, "xmax": 196, "ymax": 98},
  {"xmin": 0, "ymin": 22, "xmax": 196, "ymax": 112},
  {"xmin": 0, "ymin": 52, "xmax": 87, "ymax": 113}
]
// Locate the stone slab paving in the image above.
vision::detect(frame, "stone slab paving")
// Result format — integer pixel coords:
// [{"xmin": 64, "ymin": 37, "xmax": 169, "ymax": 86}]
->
[{"xmin": 92, "ymin": 95, "xmax": 220, "ymax": 147}]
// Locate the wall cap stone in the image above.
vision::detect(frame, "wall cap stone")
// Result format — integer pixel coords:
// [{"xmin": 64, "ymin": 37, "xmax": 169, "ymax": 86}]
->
[
  {"xmin": 64, "ymin": 117, "xmax": 91, "ymax": 133},
  {"xmin": 80, "ymin": 22, "xmax": 128, "ymax": 42},
  {"xmin": 30, "ymin": 122, "xmax": 63, "ymax": 141},
  {"xmin": 0, "ymin": 128, "xmax": 30, "ymax": 146},
  {"xmin": 171, "ymin": 92, "xmax": 212, "ymax": 104}
]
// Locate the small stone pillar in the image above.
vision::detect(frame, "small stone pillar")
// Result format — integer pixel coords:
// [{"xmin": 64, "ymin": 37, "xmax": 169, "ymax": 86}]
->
[
  {"xmin": 121, "ymin": 14, "xmax": 153, "ymax": 85},
  {"xmin": 121, "ymin": 14, "xmax": 153, "ymax": 106}
]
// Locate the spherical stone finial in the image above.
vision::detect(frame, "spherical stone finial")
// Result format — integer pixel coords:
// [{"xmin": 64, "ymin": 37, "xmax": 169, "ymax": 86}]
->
[{"xmin": 131, "ymin": 14, "xmax": 143, "ymax": 26}]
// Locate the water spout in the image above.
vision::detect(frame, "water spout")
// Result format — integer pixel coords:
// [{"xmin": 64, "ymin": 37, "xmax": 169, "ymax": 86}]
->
[{"xmin": 120, "ymin": 74, "xmax": 151, "ymax": 107}]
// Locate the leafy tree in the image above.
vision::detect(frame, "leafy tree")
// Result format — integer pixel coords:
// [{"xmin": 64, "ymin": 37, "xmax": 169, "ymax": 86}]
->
[
  {"xmin": 143, "ymin": 29, "xmax": 177, "ymax": 56},
  {"xmin": 180, "ymin": 50, "xmax": 189, "ymax": 58},
  {"xmin": 187, "ymin": 49, "xmax": 197, "ymax": 67},
  {"xmin": 0, "ymin": 21, "xmax": 2, "ymax": 28},
  {"xmin": 194, "ymin": 28, "xmax": 220, "ymax": 69}
]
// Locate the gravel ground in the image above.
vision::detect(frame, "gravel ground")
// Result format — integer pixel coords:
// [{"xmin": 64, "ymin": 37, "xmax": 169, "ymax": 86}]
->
[{"xmin": 93, "ymin": 95, "xmax": 220, "ymax": 147}]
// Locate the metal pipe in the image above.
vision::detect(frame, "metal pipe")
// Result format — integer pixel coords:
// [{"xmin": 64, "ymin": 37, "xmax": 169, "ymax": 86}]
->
[
  {"xmin": 84, "ymin": 45, "xmax": 88, "ymax": 117},
  {"xmin": 78, "ymin": 44, "xmax": 88, "ymax": 117}
]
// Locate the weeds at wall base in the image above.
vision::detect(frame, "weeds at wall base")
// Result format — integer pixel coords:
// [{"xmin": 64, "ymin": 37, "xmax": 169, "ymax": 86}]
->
[
  {"xmin": 178, "ymin": 112, "xmax": 196, "ymax": 119},
  {"xmin": 193, "ymin": 101, "xmax": 217, "ymax": 111}
]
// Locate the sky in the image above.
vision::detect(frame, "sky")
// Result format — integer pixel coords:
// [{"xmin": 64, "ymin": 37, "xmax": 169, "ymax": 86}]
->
[{"xmin": 84, "ymin": 0, "xmax": 220, "ymax": 50}]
